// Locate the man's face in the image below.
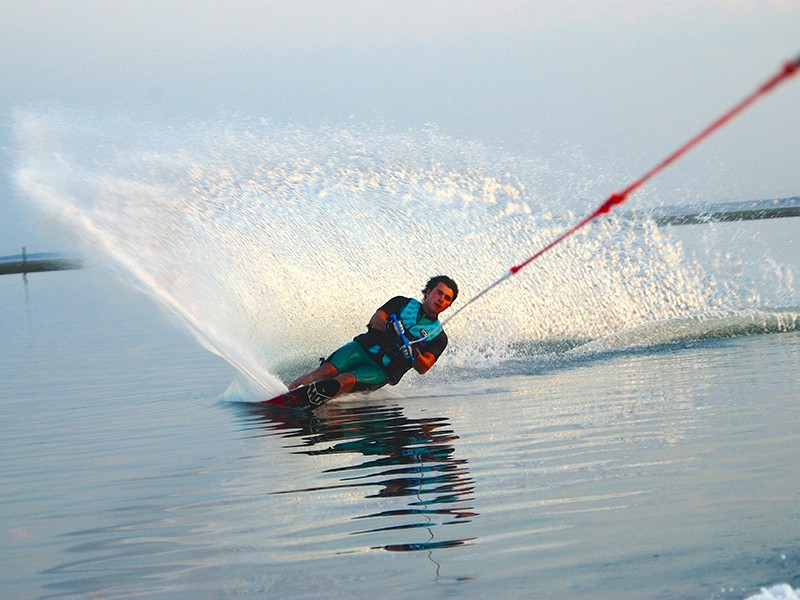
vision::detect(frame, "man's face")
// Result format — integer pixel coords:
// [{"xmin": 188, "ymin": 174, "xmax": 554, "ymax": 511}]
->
[{"xmin": 422, "ymin": 283, "xmax": 455, "ymax": 317}]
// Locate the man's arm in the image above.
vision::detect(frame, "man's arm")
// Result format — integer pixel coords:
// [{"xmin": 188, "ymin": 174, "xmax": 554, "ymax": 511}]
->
[
  {"xmin": 368, "ymin": 309, "xmax": 390, "ymax": 331},
  {"xmin": 368, "ymin": 296, "xmax": 408, "ymax": 331},
  {"xmin": 413, "ymin": 330, "xmax": 448, "ymax": 374},
  {"xmin": 413, "ymin": 351, "xmax": 436, "ymax": 374}
]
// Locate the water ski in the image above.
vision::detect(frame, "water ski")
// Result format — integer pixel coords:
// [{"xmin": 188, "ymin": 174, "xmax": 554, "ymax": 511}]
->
[{"xmin": 262, "ymin": 379, "xmax": 341, "ymax": 409}]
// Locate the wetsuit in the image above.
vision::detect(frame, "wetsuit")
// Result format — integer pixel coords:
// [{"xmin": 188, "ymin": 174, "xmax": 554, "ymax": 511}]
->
[{"xmin": 326, "ymin": 296, "xmax": 448, "ymax": 392}]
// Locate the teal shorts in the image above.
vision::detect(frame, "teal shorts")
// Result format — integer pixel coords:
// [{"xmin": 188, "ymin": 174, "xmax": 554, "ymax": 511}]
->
[{"xmin": 327, "ymin": 341, "xmax": 389, "ymax": 389}]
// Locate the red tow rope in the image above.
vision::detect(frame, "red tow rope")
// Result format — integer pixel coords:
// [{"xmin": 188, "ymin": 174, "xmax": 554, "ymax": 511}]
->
[{"xmin": 444, "ymin": 53, "xmax": 800, "ymax": 326}]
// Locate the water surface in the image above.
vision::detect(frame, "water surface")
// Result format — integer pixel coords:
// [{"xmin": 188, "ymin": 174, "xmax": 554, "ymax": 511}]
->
[
  {"xmin": 4, "ymin": 111, "xmax": 799, "ymax": 599},
  {"xmin": 2, "ymin": 270, "xmax": 798, "ymax": 599}
]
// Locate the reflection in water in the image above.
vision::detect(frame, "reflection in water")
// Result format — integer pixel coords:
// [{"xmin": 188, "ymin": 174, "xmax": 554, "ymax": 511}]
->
[{"xmin": 239, "ymin": 401, "xmax": 478, "ymax": 554}]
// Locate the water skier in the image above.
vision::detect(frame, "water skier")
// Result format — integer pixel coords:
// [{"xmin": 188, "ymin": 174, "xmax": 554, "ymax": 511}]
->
[{"xmin": 287, "ymin": 275, "xmax": 458, "ymax": 405}]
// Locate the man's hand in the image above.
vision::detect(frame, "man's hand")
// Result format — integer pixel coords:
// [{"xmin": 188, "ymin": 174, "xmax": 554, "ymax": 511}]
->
[
  {"xmin": 386, "ymin": 315, "xmax": 417, "ymax": 363},
  {"xmin": 385, "ymin": 315, "xmax": 405, "ymax": 339},
  {"xmin": 399, "ymin": 342, "xmax": 418, "ymax": 362}
]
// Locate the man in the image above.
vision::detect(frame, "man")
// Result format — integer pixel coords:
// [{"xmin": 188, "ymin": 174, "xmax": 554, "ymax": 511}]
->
[{"xmin": 289, "ymin": 275, "xmax": 458, "ymax": 404}]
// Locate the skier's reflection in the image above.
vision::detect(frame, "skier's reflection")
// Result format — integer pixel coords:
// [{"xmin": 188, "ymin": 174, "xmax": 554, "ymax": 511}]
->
[{"xmin": 240, "ymin": 400, "xmax": 477, "ymax": 552}]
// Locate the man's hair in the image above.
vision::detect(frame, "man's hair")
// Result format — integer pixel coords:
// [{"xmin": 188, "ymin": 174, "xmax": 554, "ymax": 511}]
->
[{"xmin": 423, "ymin": 275, "xmax": 458, "ymax": 302}]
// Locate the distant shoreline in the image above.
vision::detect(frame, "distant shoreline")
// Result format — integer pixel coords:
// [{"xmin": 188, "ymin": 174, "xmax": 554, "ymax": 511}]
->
[{"xmin": 0, "ymin": 250, "xmax": 83, "ymax": 276}]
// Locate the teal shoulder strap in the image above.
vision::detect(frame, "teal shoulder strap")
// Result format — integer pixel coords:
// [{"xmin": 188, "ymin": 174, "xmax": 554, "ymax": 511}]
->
[{"xmin": 398, "ymin": 299, "xmax": 442, "ymax": 342}]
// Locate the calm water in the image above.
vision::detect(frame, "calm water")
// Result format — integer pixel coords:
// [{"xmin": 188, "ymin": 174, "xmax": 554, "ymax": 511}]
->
[{"xmin": 2, "ymin": 269, "xmax": 798, "ymax": 600}]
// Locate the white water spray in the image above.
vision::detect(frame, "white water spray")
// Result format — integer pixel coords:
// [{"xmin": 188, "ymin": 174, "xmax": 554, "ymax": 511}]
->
[{"xmin": 12, "ymin": 109, "xmax": 798, "ymax": 395}]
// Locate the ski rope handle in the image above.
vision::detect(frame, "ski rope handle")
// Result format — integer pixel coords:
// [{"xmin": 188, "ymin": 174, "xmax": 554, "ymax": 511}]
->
[
  {"xmin": 390, "ymin": 313, "xmax": 415, "ymax": 360},
  {"xmin": 441, "ymin": 53, "xmax": 800, "ymax": 329}
]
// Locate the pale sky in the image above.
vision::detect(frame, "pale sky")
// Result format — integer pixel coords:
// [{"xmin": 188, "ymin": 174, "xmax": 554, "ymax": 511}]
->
[{"xmin": 2, "ymin": 0, "xmax": 798, "ymax": 250}]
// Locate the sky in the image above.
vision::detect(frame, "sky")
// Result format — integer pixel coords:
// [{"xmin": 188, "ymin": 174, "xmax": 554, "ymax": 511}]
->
[{"xmin": 1, "ymin": 0, "xmax": 798, "ymax": 253}]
